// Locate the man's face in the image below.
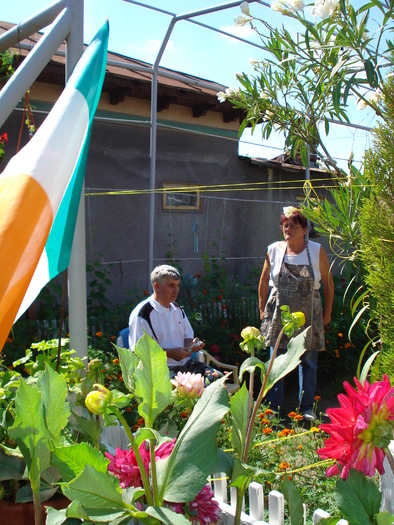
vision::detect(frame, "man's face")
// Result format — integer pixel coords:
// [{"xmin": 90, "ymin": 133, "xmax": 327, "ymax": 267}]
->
[{"xmin": 154, "ymin": 278, "xmax": 180, "ymax": 307}]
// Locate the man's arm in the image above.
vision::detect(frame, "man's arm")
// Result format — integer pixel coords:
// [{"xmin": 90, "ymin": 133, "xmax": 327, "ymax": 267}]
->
[{"xmin": 319, "ymin": 246, "xmax": 334, "ymax": 326}]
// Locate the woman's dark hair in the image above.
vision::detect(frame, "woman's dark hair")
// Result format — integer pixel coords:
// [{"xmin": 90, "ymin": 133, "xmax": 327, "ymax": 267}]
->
[{"xmin": 280, "ymin": 208, "xmax": 308, "ymax": 229}]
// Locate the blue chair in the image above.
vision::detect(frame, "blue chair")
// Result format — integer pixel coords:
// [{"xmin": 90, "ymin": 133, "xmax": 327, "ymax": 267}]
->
[{"xmin": 116, "ymin": 327, "xmax": 129, "ymax": 348}]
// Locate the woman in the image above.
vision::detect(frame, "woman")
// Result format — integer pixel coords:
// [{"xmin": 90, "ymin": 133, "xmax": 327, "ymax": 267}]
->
[{"xmin": 259, "ymin": 206, "xmax": 334, "ymax": 420}]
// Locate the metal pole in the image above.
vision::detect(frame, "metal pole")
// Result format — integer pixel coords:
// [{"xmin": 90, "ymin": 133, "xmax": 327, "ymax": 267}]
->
[
  {"xmin": 0, "ymin": 0, "xmax": 66, "ymax": 52},
  {"xmin": 65, "ymin": 0, "xmax": 88, "ymax": 361},
  {"xmin": 0, "ymin": 8, "xmax": 72, "ymax": 128}
]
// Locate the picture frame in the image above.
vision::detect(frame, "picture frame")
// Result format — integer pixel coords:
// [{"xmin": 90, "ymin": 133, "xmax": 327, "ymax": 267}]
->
[{"xmin": 162, "ymin": 182, "xmax": 201, "ymax": 211}]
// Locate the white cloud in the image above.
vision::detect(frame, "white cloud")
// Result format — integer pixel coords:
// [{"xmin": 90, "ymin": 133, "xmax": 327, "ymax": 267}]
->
[{"xmin": 220, "ymin": 24, "xmax": 254, "ymax": 40}]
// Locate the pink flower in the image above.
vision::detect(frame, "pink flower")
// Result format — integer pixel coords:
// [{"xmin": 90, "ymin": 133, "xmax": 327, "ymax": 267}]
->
[
  {"xmin": 172, "ymin": 372, "xmax": 205, "ymax": 399},
  {"xmin": 317, "ymin": 375, "xmax": 394, "ymax": 479},
  {"xmin": 210, "ymin": 344, "xmax": 221, "ymax": 355},
  {"xmin": 105, "ymin": 438, "xmax": 176, "ymax": 488},
  {"xmin": 189, "ymin": 485, "xmax": 220, "ymax": 525},
  {"xmin": 105, "ymin": 444, "xmax": 149, "ymax": 488}
]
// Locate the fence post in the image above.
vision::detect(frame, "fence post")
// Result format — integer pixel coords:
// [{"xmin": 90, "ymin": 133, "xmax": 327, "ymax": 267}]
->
[
  {"xmin": 249, "ymin": 482, "xmax": 264, "ymax": 522},
  {"xmin": 268, "ymin": 490, "xmax": 284, "ymax": 525}
]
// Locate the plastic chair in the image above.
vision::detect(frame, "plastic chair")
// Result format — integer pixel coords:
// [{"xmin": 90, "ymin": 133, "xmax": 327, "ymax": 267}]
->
[
  {"xmin": 116, "ymin": 327, "xmax": 129, "ymax": 348},
  {"xmin": 195, "ymin": 350, "xmax": 240, "ymax": 394}
]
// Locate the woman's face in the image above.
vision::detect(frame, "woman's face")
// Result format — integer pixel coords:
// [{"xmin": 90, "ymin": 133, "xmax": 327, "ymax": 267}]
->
[{"xmin": 282, "ymin": 219, "xmax": 307, "ymax": 242}]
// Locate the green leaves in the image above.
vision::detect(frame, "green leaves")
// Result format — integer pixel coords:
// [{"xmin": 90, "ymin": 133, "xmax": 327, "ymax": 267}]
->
[
  {"xmin": 157, "ymin": 378, "xmax": 229, "ymax": 503},
  {"xmin": 281, "ymin": 476, "xmax": 304, "ymax": 525},
  {"xmin": 263, "ymin": 328, "xmax": 309, "ymax": 397},
  {"xmin": 335, "ymin": 469, "xmax": 381, "ymax": 525},
  {"xmin": 229, "ymin": 383, "xmax": 251, "ymax": 459},
  {"xmin": 134, "ymin": 333, "xmax": 172, "ymax": 428},
  {"xmin": 8, "ymin": 365, "xmax": 70, "ymax": 491}
]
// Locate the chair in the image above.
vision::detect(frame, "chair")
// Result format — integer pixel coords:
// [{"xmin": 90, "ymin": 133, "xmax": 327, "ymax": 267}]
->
[
  {"xmin": 116, "ymin": 327, "xmax": 129, "ymax": 348},
  {"xmin": 195, "ymin": 349, "xmax": 240, "ymax": 394},
  {"xmin": 116, "ymin": 328, "xmax": 240, "ymax": 394}
]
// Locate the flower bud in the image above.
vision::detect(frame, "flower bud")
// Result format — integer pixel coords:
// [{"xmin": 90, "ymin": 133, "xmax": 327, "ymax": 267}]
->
[
  {"xmin": 111, "ymin": 389, "xmax": 130, "ymax": 409},
  {"xmin": 240, "ymin": 326, "xmax": 265, "ymax": 354},
  {"xmin": 85, "ymin": 384, "xmax": 112, "ymax": 415},
  {"xmin": 291, "ymin": 311, "xmax": 306, "ymax": 330}
]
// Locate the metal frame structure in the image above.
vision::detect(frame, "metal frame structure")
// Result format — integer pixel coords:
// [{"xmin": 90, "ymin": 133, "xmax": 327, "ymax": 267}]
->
[{"xmin": 0, "ymin": 0, "xmax": 374, "ymax": 358}]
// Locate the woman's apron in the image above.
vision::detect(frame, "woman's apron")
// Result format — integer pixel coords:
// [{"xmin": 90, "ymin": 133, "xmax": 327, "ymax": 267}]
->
[{"xmin": 260, "ymin": 243, "xmax": 325, "ymax": 351}]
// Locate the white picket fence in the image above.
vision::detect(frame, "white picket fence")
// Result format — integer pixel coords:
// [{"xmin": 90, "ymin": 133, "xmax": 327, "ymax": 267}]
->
[
  {"xmin": 209, "ymin": 473, "xmax": 345, "ymax": 525},
  {"xmin": 102, "ymin": 425, "xmax": 394, "ymax": 525}
]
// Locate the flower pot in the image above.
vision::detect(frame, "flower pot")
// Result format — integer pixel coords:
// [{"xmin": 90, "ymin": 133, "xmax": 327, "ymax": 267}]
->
[{"xmin": 0, "ymin": 496, "xmax": 70, "ymax": 525}]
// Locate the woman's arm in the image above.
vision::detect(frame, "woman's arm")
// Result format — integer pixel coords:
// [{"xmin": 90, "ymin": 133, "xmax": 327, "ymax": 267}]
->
[
  {"xmin": 319, "ymin": 246, "xmax": 334, "ymax": 326},
  {"xmin": 258, "ymin": 253, "xmax": 271, "ymax": 320}
]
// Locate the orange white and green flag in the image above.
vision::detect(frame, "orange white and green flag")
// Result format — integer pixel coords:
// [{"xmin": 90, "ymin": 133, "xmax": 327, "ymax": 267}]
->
[{"xmin": 0, "ymin": 21, "xmax": 109, "ymax": 351}]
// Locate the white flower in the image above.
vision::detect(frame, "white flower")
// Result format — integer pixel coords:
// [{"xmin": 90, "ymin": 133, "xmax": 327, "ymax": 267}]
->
[
  {"xmin": 311, "ymin": 0, "xmax": 339, "ymax": 19},
  {"xmin": 240, "ymin": 1, "xmax": 251, "ymax": 16},
  {"xmin": 172, "ymin": 372, "xmax": 204, "ymax": 399},
  {"xmin": 271, "ymin": 0, "xmax": 285, "ymax": 12},
  {"xmin": 266, "ymin": 110, "xmax": 275, "ymax": 118},
  {"xmin": 234, "ymin": 15, "xmax": 252, "ymax": 26},
  {"xmin": 368, "ymin": 88, "xmax": 382, "ymax": 105},
  {"xmin": 287, "ymin": 0, "xmax": 305, "ymax": 12},
  {"xmin": 217, "ymin": 91, "xmax": 227, "ymax": 103},
  {"xmin": 226, "ymin": 86, "xmax": 241, "ymax": 98},
  {"xmin": 357, "ymin": 98, "xmax": 368, "ymax": 110},
  {"xmin": 249, "ymin": 58, "xmax": 259, "ymax": 67},
  {"xmin": 259, "ymin": 90, "xmax": 269, "ymax": 100},
  {"xmin": 283, "ymin": 205, "xmax": 299, "ymax": 218}
]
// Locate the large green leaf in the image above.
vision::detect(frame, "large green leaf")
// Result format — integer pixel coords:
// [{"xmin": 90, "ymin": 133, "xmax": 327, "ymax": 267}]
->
[
  {"xmin": 157, "ymin": 378, "xmax": 230, "ymax": 503},
  {"xmin": 54, "ymin": 443, "xmax": 109, "ymax": 481},
  {"xmin": 8, "ymin": 377, "xmax": 51, "ymax": 488},
  {"xmin": 116, "ymin": 346, "xmax": 138, "ymax": 392},
  {"xmin": 281, "ymin": 476, "xmax": 304, "ymax": 525},
  {"xmin": 239, "ymin": 357, "xmax": 266, "ymax": 383},
  {"xmin": 335, "ymin": 469, "xmax": 381, "ymax": 525},
  {"xmin": 230, "ymin": 383, "xmax": 250, "ymax": 459},
  {"xmin": 134, "ymin": 333, "xmax": 172, "ymax": 428},
  {"xmin": 0, "ymin": 446, "xmax": 25, "ymax": 481},
  {"xmin": 38, "ymin": 365, "xmax": 70, "ymax": 443},
  {"xmin": 145, "ymin": 506, "xmax": 192, "ymax": 525},
  {"xmin": 61, "ymin": 464, "xmax": 127, "ymax": 510},
  {"xmin": 263, "ymin": 328, "xmax": 309, "ymax": 397}
]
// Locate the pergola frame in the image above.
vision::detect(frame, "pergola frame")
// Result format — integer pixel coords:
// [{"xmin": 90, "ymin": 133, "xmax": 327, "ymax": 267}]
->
[{"xmin": 0, "ymin": 0, "xmax": 373, "ymax": 358}]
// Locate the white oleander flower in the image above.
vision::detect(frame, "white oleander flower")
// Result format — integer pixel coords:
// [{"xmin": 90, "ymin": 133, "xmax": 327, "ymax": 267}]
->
[
  {"xmin": 283, "ymin": 205, "xmax": 299, "ymax": 218},
  {"xmin": 240, "ymin": 1, "xmax": 251, "ymax": 16},
  {"xmin": 311, "ymin": 0, "xmax": 339, "ymax": 19},
  {"xmin": 357, "ymin": 98, "xmax": 368, "ymax": 110},
  {"xmin": 368, "ymin": 88, "xmax": 382, "ymax": 105},
  {"xmin": 249, "ymin": 58, "xmax": 259, "ymax": 67},
  {"xmin": 234, "ymin": 15, "xmax": 252, "ymax": 26},
  {"xmin": 259, "ymin": 90, "xmax": 269, "ymax": 100},
  {"xmin": 271, "ymin": 0, "xmax": 285, "ymax": 12},
  {"xmin": 217, "ymin": 91, "xmax": 227, "ymax": 103},
  {"xmin": 287, "ymin": 0, "xmax": 305, "ymax": 12}
]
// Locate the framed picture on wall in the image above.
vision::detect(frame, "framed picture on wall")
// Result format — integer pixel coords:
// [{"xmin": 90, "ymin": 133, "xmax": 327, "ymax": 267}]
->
[{"xmin": 162, "ymin": 182, "xmax": 201, "ymax": 211}]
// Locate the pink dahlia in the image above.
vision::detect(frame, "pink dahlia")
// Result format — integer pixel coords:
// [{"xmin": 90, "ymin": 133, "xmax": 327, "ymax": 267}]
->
[
  {"xmin": 189, "ymin": 485, "xmax": 220, "ymax": 525},
  {"xmin": 172, "ymin": 372, "xmax": 205, "ymax": 399},
  {"xmin": 105, "ymin": 438, "xmax": 176, "ymax": 488},
  {"xmin": 317, "ymin": 375, "xmax": 394, "ymax": 479}
]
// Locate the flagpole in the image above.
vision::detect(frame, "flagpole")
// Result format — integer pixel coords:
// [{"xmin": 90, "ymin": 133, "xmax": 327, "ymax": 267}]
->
[{"xmin": 66, "ymin": 0, "xmax": 88, "ymax": 361}]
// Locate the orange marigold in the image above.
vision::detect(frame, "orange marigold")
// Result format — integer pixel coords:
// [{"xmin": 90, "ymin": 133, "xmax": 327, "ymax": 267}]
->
[
  {"xmin": 263, "ymin": 428, "xmax": 273, "ymax": 434},
  {"xmin": 96, "ymin": 331, "xmax": 103, "ymax": 337},
  {"xmin": 265, "ymin": 408, "xmax": 273, "ymax": 415},
  {"xmin": 279, "ymin": 461, "xmax": 290, "ymax": 471},
  {"xmin": 288, "ymin": 411, "xmax": 298, "ymax": 418}
]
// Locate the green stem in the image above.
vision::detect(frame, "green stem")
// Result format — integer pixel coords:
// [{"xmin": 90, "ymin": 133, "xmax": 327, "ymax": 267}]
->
[
  {"xmin": 32, "ymin": 484, "xmax": 43, "ymax": 525},
  {"xmin": 150, "ymin": 439, "xmax": 159, "ymax": 506},
  {"xmin": 233, "ymin": 487, "xmax": 245, "ymax": 525},
  {"xmin": 248, "ymin": 349, "xmax": 255, "ymax": 421},
  {"xmin": 242, "ymin": 328, "xmax": 284, "ymax": 463},
  {"xmin": 111, "ymin": 406, "xmax": 154, "ymax": 507}
]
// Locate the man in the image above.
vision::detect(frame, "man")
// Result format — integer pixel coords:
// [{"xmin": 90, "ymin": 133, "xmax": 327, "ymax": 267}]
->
[{"xmin": 129, "ymin": 264, "xmax": 218, "ymax": 381}]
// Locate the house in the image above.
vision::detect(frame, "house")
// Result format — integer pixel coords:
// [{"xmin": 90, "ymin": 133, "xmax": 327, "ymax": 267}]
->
[{"xmin": 0, "ymin": 21, "xmax": 334, "ymax": 309}]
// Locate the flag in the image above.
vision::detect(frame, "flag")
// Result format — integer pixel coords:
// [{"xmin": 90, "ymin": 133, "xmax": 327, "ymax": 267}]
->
[{"xmin": 0, "ymin": 21, "xmax": 109, "ymax": 351}]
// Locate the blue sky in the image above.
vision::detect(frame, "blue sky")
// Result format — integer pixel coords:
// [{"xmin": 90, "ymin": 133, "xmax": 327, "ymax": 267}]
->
[{"xmin": 1, "ymin": 0, "xmax": 378, "ymax": 169}]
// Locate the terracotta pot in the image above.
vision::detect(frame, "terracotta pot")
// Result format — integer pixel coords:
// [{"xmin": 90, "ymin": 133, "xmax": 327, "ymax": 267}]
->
[{"xmin": 0, "ymin": 496, "xmax": 70, "ymax": 525}]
